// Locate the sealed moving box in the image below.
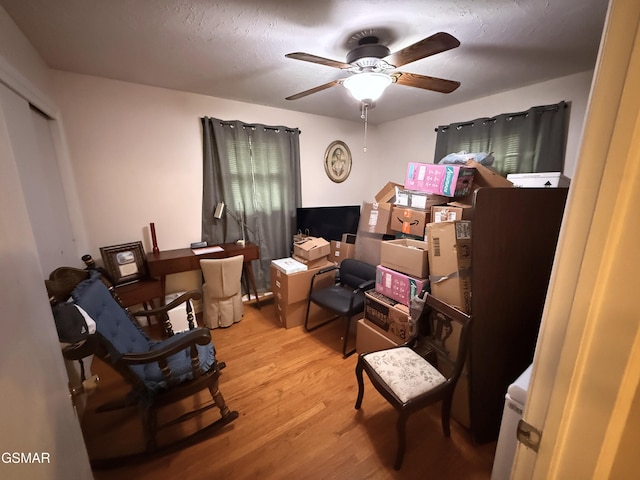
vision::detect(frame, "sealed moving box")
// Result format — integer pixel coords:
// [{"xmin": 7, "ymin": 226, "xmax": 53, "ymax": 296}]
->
[
  {"xmin": 272, "ymin": 257, "xmax": 307, "ymax": 274},
  {"xmin": 270, "ymin": 260, "xmax": 335, "ymax": 328},
  {"xmin": 390, "ymin": 206, "xmax": 429, "ymax": 237},
  {"xmin": 426, "ymin": 220, "xmax": 472, "ymax": 313},
  {"xmin": 395, "ymin": 189, "xmax": 448, "ymax": 210},
  {"xmin": 364, "ymin": 290, "xmax": 413, "ymax": 343},
  {"xmin": 431, "ymin": 205, "xmax": 465, "ymax": 223},
  {"xmin": 375, "ymin": 265, "xmax": 428, "ymax": 307},
  {"xmin": 359, "ymin": 202, "xmax": 394, "ymax": 235},
  {"xmin": 330, "ymin": 240, "xmax": 355, "ymax": 265},
  {"xmin": 404, "ymin": 163, "xmax": 476, "ymax": 197}
]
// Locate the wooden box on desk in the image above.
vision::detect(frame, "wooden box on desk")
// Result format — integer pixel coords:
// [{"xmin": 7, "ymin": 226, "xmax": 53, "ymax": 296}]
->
[{"xmin": 270, "ymin": 260, "xmax": 335, "ymax": 328}]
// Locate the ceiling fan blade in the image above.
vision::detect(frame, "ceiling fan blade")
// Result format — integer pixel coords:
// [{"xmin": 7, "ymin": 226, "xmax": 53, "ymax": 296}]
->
[
  {"xmin": 285, "ymin": 80, "xmax": 343, "ymax": 100},
  {"xmin": 391, "ymin": 72, "xmax": 460, "ymax": 94},
  {"xmin": 285, "ymin": 52, "xmax": 351, "ymax": 70},
  {"xmin": 384, "ymin": 32, "xmax": 460, "ymax": 68}
]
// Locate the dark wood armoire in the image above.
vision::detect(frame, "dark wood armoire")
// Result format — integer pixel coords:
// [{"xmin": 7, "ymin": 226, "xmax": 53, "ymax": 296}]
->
[{"xmin": 467, "ymin": 186, "xmax": 568, "ymax": 443}]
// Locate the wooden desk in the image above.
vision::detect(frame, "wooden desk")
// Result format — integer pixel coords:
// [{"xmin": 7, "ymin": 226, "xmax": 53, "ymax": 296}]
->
[
  {"xmin": 115, "ymin": 278, "xmax": 164, "ymax": 308},
  {"xmin": 146, "ymin": 242, "xmax": 261, "ymax": 308}
]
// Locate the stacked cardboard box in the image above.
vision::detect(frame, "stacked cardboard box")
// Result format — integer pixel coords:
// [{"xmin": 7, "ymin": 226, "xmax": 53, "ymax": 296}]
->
[
  {"xmin": 356, "ymin": 317, "xmax": 402, "ymax": 354},
  {"xmin": 292, "ymin": 236, "xmax": 331, "ymax": 267},
  {"xmin": 330, "ymin": 235, "xmax": 356, "ymax": 265},
  {"xmin": 425, "ymin": 220, "xmax": 472, "ymax": 314},
  {"xmin": 375, "ymin": 265, "xmax": 428, "ymax": 306},
  {"xmin": 353, "ymin": 160, "xmax": 538, "ymax": 427},
  {"xmin": 357, "ymin": 236, "xmax": 430, "ymax": 354},
  {"xmin": 404, "ymin": 162, "xmax": 476, "ymax": 197},
  {"xmin": 379, "ymin": 238, "xmax": 429, "ymax": 278},
  {"xmin": 363, "ymin": 290, "xmax": 411, "ymax": 343},
  {"xmin": 354, "ymin": 182, "xmax": 400, "ymax": 266},
  {"xmin": 389, "ymin": 206, "xmax": 429, "ymax": 237},
  {"xmin": 272, "ymin": 257, "xmax": 307, "ymax": 274},
  {"xmin": 270, "ymin": 259, "xmax": 336, "ymax": 328}
]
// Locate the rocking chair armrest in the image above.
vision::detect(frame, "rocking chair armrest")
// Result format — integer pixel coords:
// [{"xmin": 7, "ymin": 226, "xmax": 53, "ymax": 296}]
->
[
  {"xmin": 119, "ymin": 327, "xmax": 212, "ymax": 365},
  {"xmin": 131, "ymin": 290, "xmax": 202, "ymax": 318}
]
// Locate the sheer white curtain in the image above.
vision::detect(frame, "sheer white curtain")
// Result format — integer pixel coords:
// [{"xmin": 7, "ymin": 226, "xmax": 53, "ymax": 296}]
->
[{"xmin": 201, "ymin": 118, "xmax": 302, "ymax": 293}]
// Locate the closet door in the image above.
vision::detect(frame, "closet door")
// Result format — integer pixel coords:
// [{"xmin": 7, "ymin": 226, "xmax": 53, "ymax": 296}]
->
[
  {"xmin": 3, "ymin": 86, "xmax": 77, "ymax": 274},
  {"xmin": 0, "ymin": 81, "xmax": 92, "ymax": 477}
]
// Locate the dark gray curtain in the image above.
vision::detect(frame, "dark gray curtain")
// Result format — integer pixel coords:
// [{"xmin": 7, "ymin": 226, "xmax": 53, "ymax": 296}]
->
[
  {"xmin": 434, "ymin": 101, "xmax": 568, "ymax": 176},
  {"xmin": 201, "ymin": 117, "xmax": 302, "ymax": 293}
]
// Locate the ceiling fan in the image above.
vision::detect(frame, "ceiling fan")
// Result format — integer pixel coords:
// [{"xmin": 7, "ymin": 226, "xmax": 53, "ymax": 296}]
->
[{"xmin": 285, "ymin": 31, "xmax": 461, "ymax": 104}]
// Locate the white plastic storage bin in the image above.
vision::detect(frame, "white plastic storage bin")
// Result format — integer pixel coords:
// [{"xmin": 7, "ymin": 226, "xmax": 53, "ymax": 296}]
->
[
  {"xmin": 491, "ymin": 364, "xmax": 533, "ymax": 480},
  {"xmin": 507, "ymin": 172, "xmax": 570, "ymax": 188}
]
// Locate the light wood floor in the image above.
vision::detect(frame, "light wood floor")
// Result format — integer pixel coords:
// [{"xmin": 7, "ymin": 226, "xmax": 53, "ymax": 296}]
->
[{"xmin": 86, "ymin": 298, "xmax": 496, "ymax": 480}]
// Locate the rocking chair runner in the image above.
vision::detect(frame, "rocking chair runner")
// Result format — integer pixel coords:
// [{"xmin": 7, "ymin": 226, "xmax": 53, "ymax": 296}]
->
[{"xmin": 46, "ymin": 261, "xmax": 238, "ymax": 468}]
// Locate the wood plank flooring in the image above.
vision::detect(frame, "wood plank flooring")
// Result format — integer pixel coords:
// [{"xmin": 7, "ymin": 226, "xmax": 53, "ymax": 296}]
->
[{"xmin": 86, "ymin": 298, "xmax": 496, "ymax": 479}]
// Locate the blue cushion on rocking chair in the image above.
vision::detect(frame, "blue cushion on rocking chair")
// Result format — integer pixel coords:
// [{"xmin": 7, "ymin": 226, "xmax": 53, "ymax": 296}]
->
[{"xmin": 71, "ymin": 271, "xmax": 215, "ymax": 393}]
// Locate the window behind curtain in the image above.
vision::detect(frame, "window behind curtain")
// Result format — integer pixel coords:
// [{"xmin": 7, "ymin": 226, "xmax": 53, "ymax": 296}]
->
[
  {"xmin": 201, "ymin": 118, "xmax": 302, "ymax": 293},
  {"xmin": 434, "ymin": 101, "xmax": 568, "ymax": 176}
]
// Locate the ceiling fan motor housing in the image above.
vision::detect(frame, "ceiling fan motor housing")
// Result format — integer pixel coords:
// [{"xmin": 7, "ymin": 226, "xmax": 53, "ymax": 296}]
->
[{"xmin": 346, "ymin": 43, "xmax": 391, "ymax": 65}]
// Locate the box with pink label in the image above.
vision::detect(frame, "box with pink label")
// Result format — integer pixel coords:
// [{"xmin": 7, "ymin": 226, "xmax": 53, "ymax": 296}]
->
[
  {"xmin": 404, "ymin": 162, "xmax": 476, "ymax": 197},
  {"xmin": 374, "ymin": 265, "xmax": 428, "ymax": 307}
]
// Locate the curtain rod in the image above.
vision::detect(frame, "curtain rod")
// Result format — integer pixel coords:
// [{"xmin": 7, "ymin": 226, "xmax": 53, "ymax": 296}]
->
[
  {"xmin": 216, "ymin": 120, "xmax": 301, "ymax": 134},
  {"xmin": 434, "ymin": 102, "xmax": 567, "ymax": 132}
]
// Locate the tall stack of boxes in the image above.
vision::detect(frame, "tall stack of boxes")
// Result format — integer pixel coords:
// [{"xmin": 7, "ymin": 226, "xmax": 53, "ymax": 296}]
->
[
  {"xmin": 357, "ymin": 236, "xmax": 431, "ymax": 353},
  {"xmin": 269, "ymin": 157, "xmax": 568, "ymax": 430},
  {"xmin": 270, "ymin": 236, "xmax": 336, "ymax": 328},
  {"xmin": 356, "ymin": 160, "xmax": 484, "ymax": 428}
]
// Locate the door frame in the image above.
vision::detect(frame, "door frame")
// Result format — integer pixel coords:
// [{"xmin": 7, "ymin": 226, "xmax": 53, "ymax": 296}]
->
[{"xmin": 513, "ymin": 0, "xmax": 640, "ymax": 477}]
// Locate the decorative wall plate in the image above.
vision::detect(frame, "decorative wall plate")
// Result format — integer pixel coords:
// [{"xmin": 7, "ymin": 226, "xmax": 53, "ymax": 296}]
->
[{"xmin": 324, "ymin": 140, "xmax": 352, "ymax": 183}]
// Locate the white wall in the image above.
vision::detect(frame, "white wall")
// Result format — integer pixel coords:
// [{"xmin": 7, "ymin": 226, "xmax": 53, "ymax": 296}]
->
[
  {"xmin": 50, "ymin": 70, "xmax": 593, "ymax": 268},
  {"xmin": 50, "ymin": 72, "xmax": 379, "ymax": 256},
  {"xmin": 371, "ymin": 71, "xmax": 594, "ymax": 188}
]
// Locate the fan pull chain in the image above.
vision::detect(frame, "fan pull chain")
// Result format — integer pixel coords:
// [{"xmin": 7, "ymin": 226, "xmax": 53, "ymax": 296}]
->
[{"xmin": 361, "ymin": 102, "xmax": 369, "ymax": 153}]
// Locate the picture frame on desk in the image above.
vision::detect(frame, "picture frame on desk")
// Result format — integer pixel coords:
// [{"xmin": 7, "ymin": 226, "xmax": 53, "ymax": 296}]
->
[{"xmin": 100, "ymin": 241, "xmax": 148, "ymax": 285}]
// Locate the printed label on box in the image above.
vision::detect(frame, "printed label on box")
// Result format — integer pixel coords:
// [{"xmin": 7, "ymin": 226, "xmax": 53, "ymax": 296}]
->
[
  {"xmin": 434, "ymin": 210, "xmax": 457, "ymax": 222},
  {"xmin": 456, "ymin": 221, "xmax": 472, "ymax": 240},
  {"xmin": 368, "ymin": 210, "xmax": 379, "ymax": 227}
]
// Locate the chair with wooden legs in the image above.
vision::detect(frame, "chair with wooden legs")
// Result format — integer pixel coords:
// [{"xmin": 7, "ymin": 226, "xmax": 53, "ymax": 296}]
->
[
  {"xmin": 354, "ymin": 293, "xmax": 472, "ymax": 470},
  {"xmin": 45, "ymin": 261, "xmax": 238, "ymax": 468}
]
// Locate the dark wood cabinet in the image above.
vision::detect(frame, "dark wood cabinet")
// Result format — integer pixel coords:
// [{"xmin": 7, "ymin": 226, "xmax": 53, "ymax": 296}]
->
[{"xmin": 468, "ymin": 187, "xmax": 568, "ymax": 443}]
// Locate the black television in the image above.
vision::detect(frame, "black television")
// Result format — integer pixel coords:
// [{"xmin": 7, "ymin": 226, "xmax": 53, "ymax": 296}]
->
[{"xmin": 295, "ymin": 205, "xmax": 360, "ymax": 242}]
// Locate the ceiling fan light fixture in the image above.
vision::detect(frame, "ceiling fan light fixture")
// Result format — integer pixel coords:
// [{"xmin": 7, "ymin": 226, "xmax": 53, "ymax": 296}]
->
[{"xmin": 343, "ymin": 72, "xmax": 392, "ymax": 102}]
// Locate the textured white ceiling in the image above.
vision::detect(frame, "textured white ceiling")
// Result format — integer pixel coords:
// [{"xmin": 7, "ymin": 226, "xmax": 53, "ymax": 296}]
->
[{"xmin": 0, "ymin": 0, "xmax": 608, "ymax": 124}]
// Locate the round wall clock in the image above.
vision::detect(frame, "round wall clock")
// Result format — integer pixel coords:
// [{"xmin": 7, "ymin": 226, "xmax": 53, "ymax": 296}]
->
[{"xmin": 324, "ymin": 140, "xmax": 352, "ymax": 183}]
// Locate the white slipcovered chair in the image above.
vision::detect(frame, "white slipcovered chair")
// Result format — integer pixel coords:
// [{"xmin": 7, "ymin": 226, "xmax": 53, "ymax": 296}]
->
[{"xmin": 200, "ymin": 255, "xmax": 244, "ymax": 328}]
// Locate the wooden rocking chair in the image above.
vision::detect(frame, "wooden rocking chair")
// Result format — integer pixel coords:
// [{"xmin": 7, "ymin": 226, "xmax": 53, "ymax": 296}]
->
[{"xmin": 46, "ymin": 259, "xmax": 238, "ymax": 468}]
